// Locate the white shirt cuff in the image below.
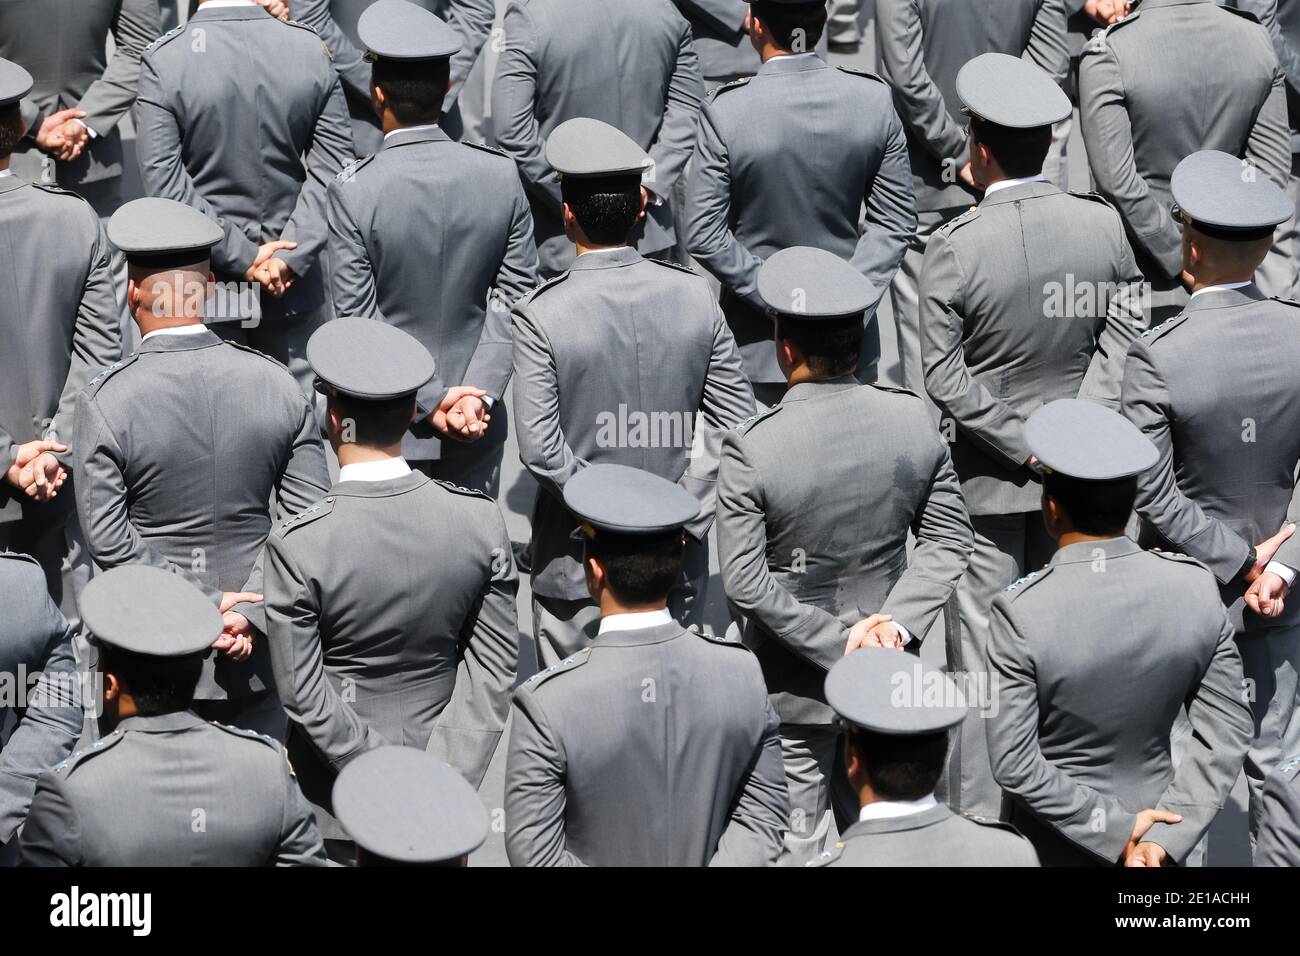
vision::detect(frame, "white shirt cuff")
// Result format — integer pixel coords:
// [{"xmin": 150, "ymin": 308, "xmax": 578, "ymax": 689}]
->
[
  {"xmin": 71, "ymin": 118, "xmax": 97, "ymax": 139},
  {"xmin": 895, "ymin": 622, "xmax": 912, "ymax": 646},
  {"xmin": 1265, "ymin": 562, "xmax": 1297, "ymax": 587}
]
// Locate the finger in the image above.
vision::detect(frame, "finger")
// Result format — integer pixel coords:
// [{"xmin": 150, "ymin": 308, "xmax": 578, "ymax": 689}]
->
[{"xmin": 1150, "ymin": 810, "xmax": 1183, "ymax": 824}]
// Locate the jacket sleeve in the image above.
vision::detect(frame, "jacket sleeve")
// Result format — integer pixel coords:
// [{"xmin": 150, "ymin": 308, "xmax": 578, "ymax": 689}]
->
[
  {"xmin": 679, "ymin": 300, "xmax": 755, "ymax": 541},
  {"xmin": 1246, "ymin": 57, "xmax": 1293, "ymax": 193},
  {"xmin": 1077, "ymin": 222, "xmax": 1146, "ymax": 407},
  {"xmin": 17, "ymin": 773, "xmax": 82, "ymax": 867},
  {"xmin": 1024, "ymin": 0, "xmax": 1069, "ymax": 85},
  {"xmin": 443, "ymin": 0, "xmax": 498, "ymax": 111},
  {"xmin": 716, "ymin": 429, "xmax": 849, "ymax": 672},
  {"xmin": 987, "ymin": 595, "xmax": 1136, "ymax": 864},
  {"xmin": 76, "ymin": 0, "xmax": 162, "ymax": 137},
  {"xmin": 710, "ymin": 696, "xmax": 788, "ymax": 867},
  {"xmin": 510, "ymin": 305, "xmax": 588, "ymax": 499},
  {"xmin": 676, "ymin": 0, "xmax": 748, "ymax": 35},
  {"xmin": 492, "ymin": 3, "xmax": 562, "ymax": 216},
  {"xmin": 326, "ymin": 175, "xmax": 381, "ymax": 320},
  {"xmin": 504, "ymin": 688, "xmax": 586, "ymax": 867},
  {"xmin": 852, "ymin": 105, "xmax": 916, "ymax": 307},
  {"xmin": 427, "ymin": 513, "xmax": 520, "ymax": 789},
  {"xmin": 1255, "ymin": 767, "xmax": 1300, "ymax": 866},
  {"xmin": 1242, "ymin": 0, "xmax": 1300, "ymax": 94},
  {"xmin": 920, "ymin": 231, "xmax": 1032, "ymax": 469},
  {"xmin": 1143, "ymin": 605, "xmax": 1253, "ymax": 864},
  {"xmin": 644, "ymin": 15, "xmax": 704, "ymax": 200},
  {"xmin": 293, "ymin": 0, "xmax": 372, "ymax": 102},
  {"xmin": 274, "ymin": 748, "xmax": 329, "ymax": 867},
  {"xmin": 1121, "ymin": 342, "xmax": 1253, "ymax": 584}
]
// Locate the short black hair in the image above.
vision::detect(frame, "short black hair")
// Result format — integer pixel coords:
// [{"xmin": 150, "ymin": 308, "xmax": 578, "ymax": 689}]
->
[
  {"xmin": 327, "ymin": 393, "xmax": 416, "ymax": 448},
  {"xmin": 775, "ymin": 314, "xmax": 864, "ymax": 379},
  {"xmin": 1042, "ymin": 472, "xmax": 1136, "ymax": 537},
  {"xmin": 585, "ymin": 529, "xmax": 686, "ymax": 606},
  {"xmin": 845, "ymin": 726, "xmax": 950, "ymax": 801},
  {"xmin": 0, "ymin": 102, "xmax": 26, "ymax": 158},
  {"xmin": 99, "ymin": 644, "xmax": 205, "ymax": 716},
  {"xmin": 751, "ymin": 0, "xmax": 827, "ymax": 51},
  {"xmin": 969, "ymin": 117, "xmax": 1053, "ymax": 180},
  {"xmin": 560, "ymin": 174, "xmax": 642, "ymax": 246},
  {"xmin": 371, "ymin": 56, "xmax": 451, "ymax": 126}
]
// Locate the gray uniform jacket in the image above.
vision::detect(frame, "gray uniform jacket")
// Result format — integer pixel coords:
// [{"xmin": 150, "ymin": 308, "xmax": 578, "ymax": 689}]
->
[
  {"xmin": 988, "ymin": 538, "xmax": 1253, "ymax": 865},
  {"xmin": 264, "ymin": 471, "xmax": 518, "ymax": 810},
  {"xmin": 716, "ymin": 378, "xmax": 973, "ymax": 725},
  {"xmin": 1236, "ymin": 0, "xmax": 1300, "ymax": 150},
  {"xmin": 511, "ymin": 247, "xmax": 754, "ymax": 602},
  {"xmin": 0, "ymin": 178, "xmax": 119, "ymax": 523},
  {"xmin": 1, "ymin": 0, "xmax": 161, "ymax": 191},
  {"xmin": 0, "ymin": 554, "xmax": 80, "ymax": 845},
  {"xmin": 1255, "ymin": 752, "xmax": 1300, "ymax": 865},
  {"xmin": 919, "ymin": 181, "xmax": 1145, "ymax": 517},
  {"xmin": 19, "ymin": 710, "xmax": 326, "ymax": 866},
  {"xmin": 134, "ymin": 5, "xmax": 353, "ymax": 321},
  {"xmin": 505, "ymin": 622, "xmax": 788, "ymax": 866},
  {"xmin": 671, "ymin": 0, "xmax": 759, "ymax": 81},
  {"xmin": 1079, "ymin": 0, "xmax": 1290, "ymax": 283},
  {"xmin": 1120, "ymin": 287, "xmax": 1300, "ymax": 629},
  {"xmin": 73, "ymin": 330, "xmax": 331, "ymax": 701},
  {"xmin": 813, "ymin": 803, "xmax": 1040, "ymax": 866},
  {"xmin": 293, "ymin": 0, "xmax": 497, "ymax": 152},
  {"xmin": 327, "ymin": 126, "xmax": 538, "ymax": 463},
  {"xmin": 874, "ymin": 0, "xmax": 1068, "ymax": 213},
  {"xmin": 492, "ymin": 0, "xmax": 704, "ymax": 274},
  {"xmin": 684, "ymin": 55, "xmax": 916, "ymax": 384}
]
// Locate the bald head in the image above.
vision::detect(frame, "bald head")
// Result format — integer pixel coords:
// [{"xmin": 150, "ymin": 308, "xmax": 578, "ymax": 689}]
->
[
  {"xmin": 1182, "ymin": 224, "xmax": 1272, "ymax": 288},
  {"xmin": 126, "ymin": 256, "xmax": 212, "ymax": 336}
]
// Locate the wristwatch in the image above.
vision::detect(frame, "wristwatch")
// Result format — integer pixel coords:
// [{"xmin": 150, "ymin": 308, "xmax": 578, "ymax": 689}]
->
[{"xmin": 1241, "ymin": 547, "xmax": 1258, "ymax": 581}]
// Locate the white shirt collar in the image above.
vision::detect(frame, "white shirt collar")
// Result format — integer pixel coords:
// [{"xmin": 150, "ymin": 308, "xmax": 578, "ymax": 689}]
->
[
  {"xmin": 1190, "ymin": 280, "xmax": 1253, "ymax": 299},
  {"xmin": 858, "ymin": 794, "xmax": 939, "ymax": 822},
  {"xmin": 597, "ymin": 608, "xmax": 673, "ymax": 635},
  {"xmin": 141, "ymin": 323, "xmax": 209, "ymax": 342},
  {"xmin": 577, "ymin": 245, "xmax": 630, "ymax": 258},
  {"xmin": 0, "ymin": 169, "xmax": 12, "ymax": 179},
  {"xmin": 769, "ymin": 51, "xmax": 820, "ymax": 61},
  {"xmin": 199, "ymin": 1, "xmax": 259, "ymax": 7},
  {"xmin": 338, "ymin": 457, "xmax": 412, "ymax": 484},
  {"xmin": 983, "ymin": 174, "xmax": 1049, "ymax": 198},
  {"xmin": 383, "ymin": 122, "xmax": 441, "ymax": 141}
]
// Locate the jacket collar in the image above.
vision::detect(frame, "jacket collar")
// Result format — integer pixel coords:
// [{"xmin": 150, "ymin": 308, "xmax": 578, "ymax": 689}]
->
[
  {"xmin": 979, "ymin": 178, "xmax": 1061, "ymax": 207},
  {"xmin": 1050, "ymin": 535, "xmax": 1142, "ymax": 568},
  {"xmin": 115, "ymin": 710, "xmax": 209, "ymax": 734},
  {"xmin": 381, "ymin": 125, "xmax": 452, "ymax": 150},
  {"xmin": 0, "ymin": 175, "xmax": 29, "ymax": 196},
  {"xmin": 591, "ymin": 620, "xmax": 688, "ymax": 648},
  {"xmin": 137, "ymin": 327, "xmax": 225, "ymax": 354},
  {"xmin": 758, "ymin": 53, "xmax": 828, "ymax": 77},
  {"xmin": 190, "ymin": 3, "xmax": 271, "ymax": 22},
  {"xmin": 781, "ymin": 374, "xmax": 861, "ymax": 405},
  {"xmin": 1182, "ymin": 284, "xmax": 1268, "ymax": 315},
  {"xmin": 329, "ymin": 470, "xmax": 430, "ymax": 499},
  {"xmin": 838, "ymin": 802, "xmax": 954, "ymax": 837},
  {"xmin": 569, "ymin": 246, "xmax": 644, "ymax": 271},
  {"xmin": 1136, "ymin": 0, "xmax": 1213, "ymax": 8}
]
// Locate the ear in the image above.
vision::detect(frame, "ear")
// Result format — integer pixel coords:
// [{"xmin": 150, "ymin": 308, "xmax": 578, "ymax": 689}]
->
[
  {"xmin": 126, "ymin": 277, "xmax": 140, "ymax": 310},
  {"xmin": 583, "ymin": 553, "xmax": 605, "ymax": 599},
  {"xmin": 102, "ymin": 671, "xmax": 120, "ymax": 704},
  {"xmin": 561, "ymin": 200, "xmax": 577, "ymax": 231},
  {"xmin": 370, "ymin": 82, "xmax": 386, "ymax": 116}
]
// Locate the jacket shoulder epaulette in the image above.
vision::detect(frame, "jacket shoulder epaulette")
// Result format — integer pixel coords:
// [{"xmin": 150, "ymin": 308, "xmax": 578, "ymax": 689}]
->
[
  {"xmin": 219, "ymin": 337, "xmax": 294, "ymax": 375},
  {"xmin": 0, "ymin": 550, "xmax": 43, "ymax": 572},
  {"xmin": 1148, "ymin": 549, "xmax": 1211, "ymax": 573},
  {"xmin": 962, "ymin": 811, "xmax": 1029, "ymax": 838},
  {"xmin": 1068, "ymin": 189, "xmax": 1116, "ymax": 210},
  {"xmin": 144, "ymin": 23, "xmax": 185, "ymax": 56},
  {"xmin": 210, "ymin": 720, "xmax": 283, "ymax": 752},
  {"xmin": 276, "ymin": 497, "xmax": 336, "ymax": 538},
  {"xmin": 520, "ymin": 647, "xmax": 591, "ymax": 691},
  {"xmin": 836, "ymin": 65, "xmax": 886, "ymax": 85},
  {"xmin": 709, "ymin": 76, "xmax": 751, "ymax": 100},
  {"xmin": 1003, "ymin": 565, "xmax": 1053, "ymax": 598},
  {"xmin": 936, "ymin": 205, "xmax": 980, "ymax": 236},
  {"xmin": 1098, "ymin": 8, "xmax": 1141, "ymax": 41},
  {"xmin": 84, "ymin": 352, "xmax": 141, "ymax": 395},
  {"xmin": 53, "ymin": 731, "xmax": 126, "ymax": 776},
  {"xmin": 1278, "ymin": 753, "xmax": 1300, "ymax": 779},
  {"xmin": 808, "ymin": 841, "xmax": 844, "ymax": 867},
  {"xmin": 335, "ymin": 153, "xmax": 377, "ymax": 184},
  {"xmin": 515, "ymin": 271, "xmax": 572, "ymax": 309},
  {"xmin": 432, "ymin": 478, "xmax": 492, "ymax": 502},
  {"xmin": 695, "ymin": 627, "xmax": 745, "ymax": 649},
  {"xmin": 1270, "ymin": 296, "xmax": 1300, "ymax": 311},
  {"xmin": 646, "ymin": 257, "xmax": 698, "ymax": 277},
  {"xmin": 1222, "ymin": 5, "xmax": 1261, "ymax": 25},
  {"xmin": 31, "ymin": 182, "xmax": 81, "ymax": 200},
  {"xmin": 1138, "ymin": 312, "xmax": 1189, "ymax": 344},
  {"xmin": 734, "ymin": 403, "xmax": 782, "ymax": 436},
  {"xmin": 867, "ymin": 382, "xmax": 921, "ymax": 400},
  {"xmin": 462, "ymin": 140, "xmax": 509, "ymax": 160}
]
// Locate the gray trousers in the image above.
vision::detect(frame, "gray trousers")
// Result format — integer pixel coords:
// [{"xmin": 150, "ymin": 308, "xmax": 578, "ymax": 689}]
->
[
  {"xmin": 942, "ymin": 511, "xmax": 1056, "ymax": 820},
  {"xmin": 777, "ymin": 723, "xmax": 858, "ymax": 867},
  {"xmin": 1237, "ymin": 620, "xmax": 1300, "ymax": 846},
  {"xmin": 1256, "ymin": 153, "xmax": 1300, "ymax": 301}
]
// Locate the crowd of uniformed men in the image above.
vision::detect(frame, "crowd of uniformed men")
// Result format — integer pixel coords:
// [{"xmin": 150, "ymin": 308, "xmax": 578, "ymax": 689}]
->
[{"xmin": 2, "ymin": 0, "xmax": 1300, "ymax": 868}]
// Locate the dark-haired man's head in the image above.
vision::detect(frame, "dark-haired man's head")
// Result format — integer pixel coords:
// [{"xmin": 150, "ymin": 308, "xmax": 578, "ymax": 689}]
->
[
  {"xmin": 775, "ymin": 313, "xmax": 864, "ymax": 383},
  {"xmin": 968, "ymin": 117, "xmax": 1052, "ymax": 186},
  {"xmin": 98, "ymin": 643, "xmax": 205, "ymax": 729},
  {"xmin": 370, "ymin": 56, "xmax": 451, "ymax": 131},
  {"xmin": 748, "ymin": 1, "xmax": 827, "ymax": 57},
  {"xmin": 561, "ymin": 174, "xmax": 646, "ymax": 249},
  {"xmin": 0, "ymin": 101, "xmax": 24, "ymax": 160},
  {"xmin": 326, "ymin": 392, "xmax": 416, "ymax": 454},
  {"xmin": 583, "ymin": 529, "xmax": 686, "ymax": 610},
  {"xmin": 844, "ymin": 725, "xmax": 950, "ymax": 802},
  {"xmin": 1041, "ymin": 471, "xmax": 1136, "ymax": 540}
]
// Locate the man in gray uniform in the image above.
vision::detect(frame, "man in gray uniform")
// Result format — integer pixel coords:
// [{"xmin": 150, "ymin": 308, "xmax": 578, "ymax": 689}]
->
[
  {"xmin": 327, "ymin": 1, "xmax": 538, "ymax": 497},
  {"xmin": 0, "ymin": 552, "xmax": 81, "ymax": 858},
  {"xmin": 334, "ymin": 746, "xmax": 490, "ymax": 866},
  {"xmin": 0, "ymin": 59, "xmax": 119, "ymax": 626},
  {"xmin": 264, "ymin": 318, "xmax": 518, "ymax": 855},
  {"xmin": 294, "ymin": 0, "xmax": 496, "ymax": 150},
  {"xmin": 875, "ymin": 0, "xmax": 1067, "ymax": 392},
  {"xmin": 20, "ymin": 566, "xmax": 327, "ymax": 867},
  {"xmin": 920, "ymin": 53, "xmax": 1144, "ymax": 819},
  {"xmin": 989, "ymin": 400, "xmax": 1253, "ymax": 866},
  {"xmin": 74, "ymin": 198, "xmax": 331, "ymax": 739},
  {"xmin": 134, "ymin": 0, "xmax": 353, "ymax": 390},
  {"xmin": 1121, "ymin": 150, "xmax": 1300, "ymax": 843},
  {"xmin": 505, "ymin": 464, "xmax": 788, "ymax": 866},
  {"xmin": 1255, "ymin": 752, "xmax": 1300, "ymax": 865},
  {"xmin": 812, "ymin": 648, "xmax": 1039, "ymax": 867},
  {"xmin": 1079, "ymin": 0, "xmax": 1290, "ymax": 317},
  {"xmin": 685, "ymin": 0, "xmax": 915, "ymax": 404},
  {"xmin": 512, "ymin": 119, "xmax": 754, "ymax": 668},
  {"xmin": 716, "ymin": 246, "xmax": 972, "ymax": 864},
  {"xmin": 492, "ymin": 0, "xmax": 704, "ymax": 276}
]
